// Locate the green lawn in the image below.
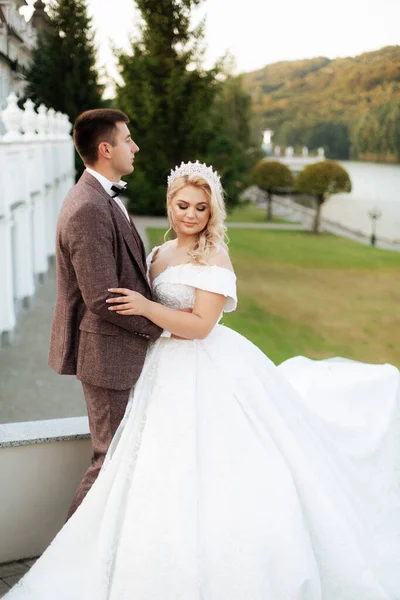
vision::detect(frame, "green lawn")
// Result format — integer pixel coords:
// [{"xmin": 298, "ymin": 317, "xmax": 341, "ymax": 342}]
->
[
  {"xmin": 147, "ymin": 228, "xmax": 400, "ymax": 366},
  {"xmin": 226, "ymin": 203, "xmax": 294, "ymax": 224}
]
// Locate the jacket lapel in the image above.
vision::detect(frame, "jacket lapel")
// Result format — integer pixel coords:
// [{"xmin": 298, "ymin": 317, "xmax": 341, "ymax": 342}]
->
[
  {"xmin": 109, "ymin": 199, "xmax": 149, "ymax": 284},
  {"xmin": 80, "ymin": 171, "xmax": 150, "ymax": 286},
  {"xmin": 129, "ymin": 215, "xmax": 148, "ymax": 266}
]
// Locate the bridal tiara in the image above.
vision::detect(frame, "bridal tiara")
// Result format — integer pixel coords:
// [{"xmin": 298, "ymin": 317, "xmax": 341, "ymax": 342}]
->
[{"xmin": 167, "ymin": 160, "xmax": 222, "ymax": 192}]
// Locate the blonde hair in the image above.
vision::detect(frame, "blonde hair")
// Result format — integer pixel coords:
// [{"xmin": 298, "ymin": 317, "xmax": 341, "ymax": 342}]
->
[{"xmin": 166, "ymin": 174, "xmax": 228, "ymax": 265}]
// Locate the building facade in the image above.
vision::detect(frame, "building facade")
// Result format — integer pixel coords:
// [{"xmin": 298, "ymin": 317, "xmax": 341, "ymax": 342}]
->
[{"xmin": 0, "ymin": 0, "xmax": 46, "ymax": 110}]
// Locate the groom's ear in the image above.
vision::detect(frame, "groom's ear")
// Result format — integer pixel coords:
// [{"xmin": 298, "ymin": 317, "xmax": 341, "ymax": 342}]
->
[{"xmin": 98, "ymin": 141, "xmax": 113, "ymax": 160}]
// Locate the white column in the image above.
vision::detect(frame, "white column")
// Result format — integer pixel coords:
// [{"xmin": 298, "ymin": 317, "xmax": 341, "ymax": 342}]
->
[
  {"xmin": 43, "ymin": 185, "xmax": 55, "ymax": 260},
  {"xmin": 12, "ymin": 203, "xmax": 35, "ymax": 305},
  {"xmin": 13, "ymin": 135, "xmax": 36, "ymax": 305},
  {"xmin": 43, "ymin": 108, "xmax": 57, "ymax": 260},
  {"xmin": 32, "ymin": 192, "xmax": 48, "ymax": 279},
  {"xmin": 1, "ymin": 93, "xmax": 22, "ymax": 142},
  {"xmin": 53, "ymin": 179, "xmax": 60, "ymax": 242},
  {"xmin": 0, "ymin": 102, "xmax": 18, "ymax": 341},
  {"xmin": 0, "ymin": 215, "xmax": 16, "ymax": 343}
]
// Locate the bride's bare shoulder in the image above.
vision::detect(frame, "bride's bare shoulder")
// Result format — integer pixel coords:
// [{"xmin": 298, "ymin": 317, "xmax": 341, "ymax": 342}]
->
[
  {"xmin": 158, "ymin": 239, "xmax": 176, "ymax": 252},
  {"xmin": 207, "ymin": 245, "xmax": 233, "ymax": 272},
  {"xmin": 151, "ymin": 240, "xmax": 175, "ymax": 261},
  {"xmin": 156, "ymin": 240, "xmax": 176, "ymax": 258}
]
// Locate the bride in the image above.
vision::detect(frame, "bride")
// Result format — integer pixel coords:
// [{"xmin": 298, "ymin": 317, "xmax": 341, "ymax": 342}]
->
[{"xmin": 5, "ymin": 161, "xmax": 400, "ymax": 599}]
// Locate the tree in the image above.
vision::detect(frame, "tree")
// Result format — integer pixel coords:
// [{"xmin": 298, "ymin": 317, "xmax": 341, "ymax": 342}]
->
[
  {"xmin": 251, "ymin": 160, "xmax": 294, "ymax": 221},
  {"xmin": 116, "ymin": 0, "xmax": 221, "ymax": 215},
  {"xmin": 25, "ymin": 0, "xmax": 103, "ymax": 122},
  {"xmin": 389, "ymin": 104, "xmax": 400, "ymax": 160},
  {"xmin": 294, "ymin": 160, "xmax": 351, "ymax": 233},
  {"xmin": 277, "ymin": 120, "xmax": 313, "ymax": 150},
  {"xmin": 350, "ymin": 110, "xmax": 380, "ymax": 160},
  {"xmin": 206, "ymin": 73, "xmax": 263, "ymax": 209},
  {"xmin": 243, "ymin": 47, "xmax": 400, "ymax": 165},
  {"xmin": 25, "ymin": 0, "xmax": 103, "ymax": 177},
  {"xmin": 307, "ymin": 121, "xmax": 350, "ymax": 160},
  {"xmin": 275, "ymin": 120, "xmax": 350, "ymax": 160},
  {"xmin": 350, "ymin": 102, "xmax": 400, "ymax": 162}
]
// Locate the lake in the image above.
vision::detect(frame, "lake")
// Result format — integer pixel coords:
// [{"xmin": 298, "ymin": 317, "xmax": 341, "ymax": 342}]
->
[{"xmin": 321, "ymin": 161, "xmax": 400, "ymax": 242}]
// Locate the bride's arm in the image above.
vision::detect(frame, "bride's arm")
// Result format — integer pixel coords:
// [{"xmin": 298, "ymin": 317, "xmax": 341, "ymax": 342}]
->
[{"xmin": 106, "ymin": 288, "xmax": 226, "ymax": 340}]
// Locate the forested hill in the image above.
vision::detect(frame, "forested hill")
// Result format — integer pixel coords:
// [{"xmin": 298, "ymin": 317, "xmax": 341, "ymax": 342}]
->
[{"xmin": 243, "ymin": 46, "xmax": 400, "ymax": 162}]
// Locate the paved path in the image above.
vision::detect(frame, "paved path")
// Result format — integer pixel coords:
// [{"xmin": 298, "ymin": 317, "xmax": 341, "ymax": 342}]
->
[
  {"xmin": 322, "ymin": 221, "xmax": 400, "ymax": 252},
  {"xmin": 0, "ymin": 558, "xmax": 37, "ymax": 597},
  {"xmin": 0, "ymin": 267, "xmax": 85, "ymax": 424}
]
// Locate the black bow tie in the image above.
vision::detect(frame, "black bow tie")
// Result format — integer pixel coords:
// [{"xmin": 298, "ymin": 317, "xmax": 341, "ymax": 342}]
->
[{"xmin": 111, "ymin": 184, "xmax": 126, "ymax": 198}]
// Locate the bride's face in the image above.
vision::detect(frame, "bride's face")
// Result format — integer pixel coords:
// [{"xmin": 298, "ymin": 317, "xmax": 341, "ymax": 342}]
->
[{"xmin": 169, "ymin": 185, "xmax": 210, "ymax": 238}]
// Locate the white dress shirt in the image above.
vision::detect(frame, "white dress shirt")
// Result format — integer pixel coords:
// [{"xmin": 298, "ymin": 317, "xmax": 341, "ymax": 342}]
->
[
  {"xmin": 86, "ymin": 167, "xmax": 130, "ymax": 222},
  {"xmin": 85, "ymin": 168, "xmax": 171, "ymax": 339}
]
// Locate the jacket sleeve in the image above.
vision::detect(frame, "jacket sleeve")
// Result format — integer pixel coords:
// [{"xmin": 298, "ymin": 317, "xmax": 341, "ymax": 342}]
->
[{"xmin": 65, "ymin": 201, "xmax": 162, "ymax": 341}]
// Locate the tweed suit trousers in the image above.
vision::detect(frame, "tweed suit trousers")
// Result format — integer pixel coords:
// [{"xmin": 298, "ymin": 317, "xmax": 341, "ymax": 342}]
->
[{"xmin": 67, "ymin": 382, "xmax": 131, "ymax": 519}]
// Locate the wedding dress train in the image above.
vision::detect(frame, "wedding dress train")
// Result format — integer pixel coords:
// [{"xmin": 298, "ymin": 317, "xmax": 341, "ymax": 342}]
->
[{"xmin": 6, "ymin": 249, "xmax": 400, "ymax": 599}]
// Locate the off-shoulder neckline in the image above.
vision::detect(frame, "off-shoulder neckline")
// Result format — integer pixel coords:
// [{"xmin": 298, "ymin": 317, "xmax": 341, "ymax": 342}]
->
[
  {"xmin": 151, "ymin": 262, "xmax": 236, "ymax": 287},
  {"xmin": 147, "ymin": 247, "xmax": 235, "ymax": 286}
]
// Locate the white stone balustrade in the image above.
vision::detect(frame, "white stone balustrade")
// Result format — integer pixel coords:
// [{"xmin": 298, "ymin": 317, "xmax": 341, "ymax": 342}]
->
[
  {"xmin": 22, "ymin": 99, "xmax": 38, "ymax": 139},
  {"xmin": 269, "ymin": 145, "xmax": 325, "ymax": 174},
  {"xmin": 0, "ymin": 93, "xmax": 75, "ymax": 346}
]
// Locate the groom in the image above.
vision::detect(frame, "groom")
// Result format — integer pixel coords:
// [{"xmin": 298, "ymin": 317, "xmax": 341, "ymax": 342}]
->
[{"xmin": 49, "ymin": 108, "xmax": 163, "ymax": 518}]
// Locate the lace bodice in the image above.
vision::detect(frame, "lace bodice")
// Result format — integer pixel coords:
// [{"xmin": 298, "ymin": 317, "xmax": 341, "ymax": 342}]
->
[{"xmin": 146, "ymin": 246, "xmax": 237, "ymax": 312}]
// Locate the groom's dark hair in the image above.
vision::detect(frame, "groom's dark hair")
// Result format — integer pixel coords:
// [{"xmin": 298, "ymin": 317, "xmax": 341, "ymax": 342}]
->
[{"xmin": 73, "ymin": 108, "xmax": 130, "ymax": 165}]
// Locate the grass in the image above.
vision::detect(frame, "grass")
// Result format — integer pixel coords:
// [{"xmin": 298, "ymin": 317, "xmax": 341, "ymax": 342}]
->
[
  {"xmin": 226, "ymin": 203, "xmax": 293, "ymax": 224},
  {"xmin": 147, "ymin": 228, "xmax": 400, "ymax": 367}
]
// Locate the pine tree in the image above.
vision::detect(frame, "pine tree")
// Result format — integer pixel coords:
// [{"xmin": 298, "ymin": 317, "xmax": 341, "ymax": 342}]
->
[
  {"xmin": 116, "ymin": 0, "xmax": 221, "ymax": 215},
  {"xmin": 207, "ymin": 73, "xmax": 263, "ymax": 208},
  {"xmin": 25, "ymin": 0, "xmax": 103, "ymax": 123}
]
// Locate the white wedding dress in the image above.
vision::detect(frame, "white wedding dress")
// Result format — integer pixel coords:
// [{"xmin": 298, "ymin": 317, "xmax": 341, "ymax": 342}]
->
[{"xmin": 6, "ymin": 248, "xmax": 400, "ymax": 600}]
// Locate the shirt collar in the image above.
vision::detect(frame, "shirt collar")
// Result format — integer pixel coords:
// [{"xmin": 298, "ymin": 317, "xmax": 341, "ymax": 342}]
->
[{"xmin": 86, "ymin": 167, "xmax": 127, "ymax": 197}]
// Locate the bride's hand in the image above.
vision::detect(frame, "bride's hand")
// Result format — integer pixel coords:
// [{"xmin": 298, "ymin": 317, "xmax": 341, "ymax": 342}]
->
[{"xmin": 106, "ymin": 288, "xmax": 150, "ymax": 316}]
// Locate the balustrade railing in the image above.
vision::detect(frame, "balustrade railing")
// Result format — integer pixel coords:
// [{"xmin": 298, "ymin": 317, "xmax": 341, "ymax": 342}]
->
[{"xmin": 0, "ymin": 92, "xmax": 74, "ymax": 346}]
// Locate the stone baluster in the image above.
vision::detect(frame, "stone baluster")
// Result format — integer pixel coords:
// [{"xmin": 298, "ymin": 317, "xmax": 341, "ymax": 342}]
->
[
  {"xmin": 47, "ymin": 108, "xmax": 56, "ymax": 138},
  {"xmin": 1, "ymin": 93, "xmax": 23, "ymax": 141},
  {"xmin": 55, "ymin": 112, "xmax": 64, "ymax": 138},
  {"xmin": 22, "ymin": 99, "xmax": 38, "ymax": 140},
  {"xmin": 37, "ymin": 104, "xmax": 49, "ymax": 138},
  {"xmin": 13, "ymin": 203, "xmax": 35, "ymax": 307},
  {"xmin": 285, "ymin": 146, "xmax": 294, "ymax": 158},
  {"xmin": 62, "ymin": 114, "xmax": 73, "ymax": 138},
  {"xmin": 64, "ymin": 114, "xmax": 75, "ymax": 175},
  {"xmin": 0, "ymin": 213, "xmax": 16, "ymax": 345}
]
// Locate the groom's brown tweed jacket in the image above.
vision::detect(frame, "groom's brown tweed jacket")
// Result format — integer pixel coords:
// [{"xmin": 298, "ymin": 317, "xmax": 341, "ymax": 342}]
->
[{"xmin": 49, "ymin": 170, "xmax": 162, "ymax": 390}]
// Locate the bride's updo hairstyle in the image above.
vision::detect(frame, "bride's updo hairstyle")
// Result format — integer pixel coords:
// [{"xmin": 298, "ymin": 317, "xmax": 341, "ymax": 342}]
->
[{"xmin": 166, "ymin": 162, "xmax": 228, "ymax": 265}]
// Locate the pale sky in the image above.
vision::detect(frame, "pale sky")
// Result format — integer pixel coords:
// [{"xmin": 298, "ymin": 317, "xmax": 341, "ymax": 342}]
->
[{"xmin": 22, "ymin": 0, "xmax": 400, "ymax": 95}]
